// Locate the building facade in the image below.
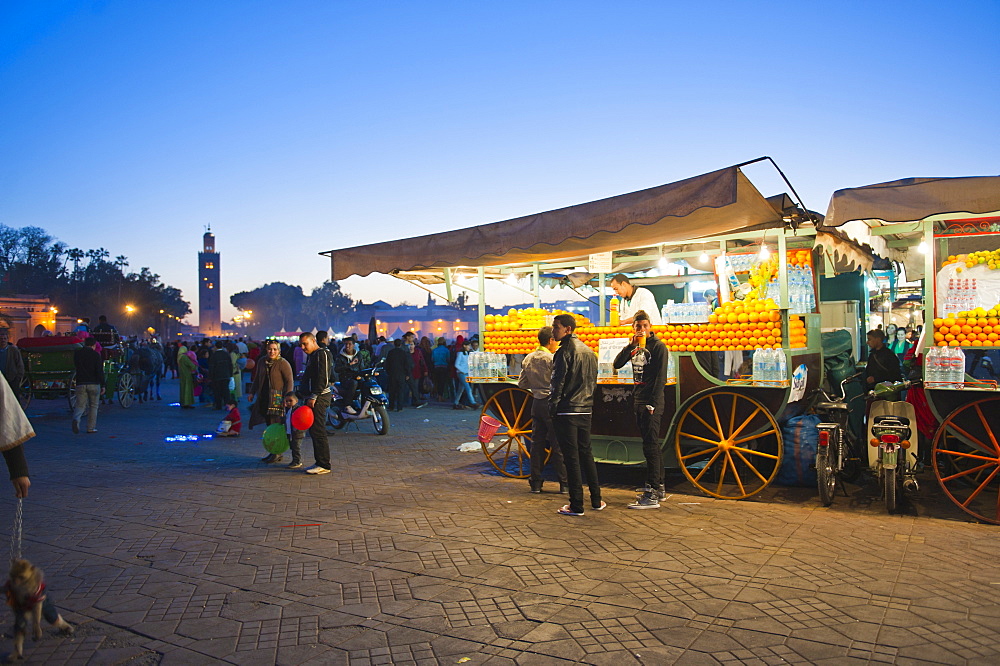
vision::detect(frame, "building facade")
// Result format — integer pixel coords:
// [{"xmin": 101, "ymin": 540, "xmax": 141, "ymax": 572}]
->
[{"xmin": 198, "ymin": 230, "xmax": 221, "ymax": 337}]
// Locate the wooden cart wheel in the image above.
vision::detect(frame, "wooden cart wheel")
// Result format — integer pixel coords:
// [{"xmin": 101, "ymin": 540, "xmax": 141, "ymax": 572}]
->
[
  {"xmin": 18, "ymin": 377, "xmax": 31, "ymax": 409},
  {"xmin": 117, "ymin": 371, "xmax": 134, "ymax": 408},
  {"xmin": 67, "ymin": 378, "xmax": 77, "ymax": 412},
  {"xmin": 674, "ymin": 390, "xmax": 782, "ymax": 499},
  {"xmin": 932, "ymin": 398, "xmax": 1000, "ymax": 525},
  {"xmin": 479, "ymin": 387, "xmax": 541, "ymax": 478}
]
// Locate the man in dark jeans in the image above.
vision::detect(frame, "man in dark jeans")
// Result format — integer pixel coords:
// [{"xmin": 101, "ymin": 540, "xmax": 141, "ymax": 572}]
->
[
  {"xmin": 519, "ymin": 326, "xmax": 567, "ymax": 494},
  {"xmin": 549, "ymin": 314, "xmax": 602, "ymax": 516},
  {"xmin": 297, "ymin": 332, "xmax": 332, "ymax": 475},
  {"xmin": 613, "ymin": 310, "xmax": 670, "ymax": 509},
  {"xmin": 208, "ymin": 341, "xmax": 233, "ymax": 409}
]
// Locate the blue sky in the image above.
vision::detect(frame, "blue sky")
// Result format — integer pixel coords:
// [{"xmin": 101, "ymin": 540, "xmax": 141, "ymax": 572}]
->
[{"xmin": 2, "ymin": 1, "xmax": 998, "ymax": 325}]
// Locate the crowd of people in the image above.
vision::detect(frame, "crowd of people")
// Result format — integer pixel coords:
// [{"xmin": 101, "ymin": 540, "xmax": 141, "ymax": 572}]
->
[{"xmin": 1, "ymin": 314, "xmax": 489, "ymax": 472}]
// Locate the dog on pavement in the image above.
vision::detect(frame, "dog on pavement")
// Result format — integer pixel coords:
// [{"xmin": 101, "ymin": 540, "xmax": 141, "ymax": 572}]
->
[{"xmin": 4, "ymin": 558, "xmax": 73, "ymax": 660}]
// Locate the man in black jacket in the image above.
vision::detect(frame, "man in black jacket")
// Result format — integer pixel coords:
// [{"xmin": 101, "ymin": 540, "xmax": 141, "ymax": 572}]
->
[
  {"xmin": 549, "ymin": 314, "xmax": 602, "ymax": 516},
  {"xmin": 72, "ymin": 337, "xmax": 105, "ymax": 433},
  {"xmin": 298, "ymin": 332, "xmax": 332, "ymax": 475},
  {"xmin": 865, "ymin": 329, "xmax": 903, "ymax": 386},
  {"xmin": 208, "ymin": 341, "xmax": 233, "ymax": 410},
  {"xmin": 613, "ymin": 310, "xmax": 670, "ymax": 509},
  {"xmin": 385, "ymin": 340, "xmax": 412, "ymax": 412}
]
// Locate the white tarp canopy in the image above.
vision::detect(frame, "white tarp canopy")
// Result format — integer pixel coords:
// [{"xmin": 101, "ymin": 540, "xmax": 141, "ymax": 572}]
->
[
  {"xmin": 322, "ymin": 164, "xmax": 788, "ymax": 280},
  {"xmin": 821, "ymin": 175, "xmax": 1000, "ymax": 278}
]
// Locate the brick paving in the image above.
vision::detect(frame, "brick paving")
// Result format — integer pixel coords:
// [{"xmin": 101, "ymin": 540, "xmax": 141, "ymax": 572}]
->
[{"xmin": 4, "ymin": 377, "xmax": 1000, "ymax": 664}]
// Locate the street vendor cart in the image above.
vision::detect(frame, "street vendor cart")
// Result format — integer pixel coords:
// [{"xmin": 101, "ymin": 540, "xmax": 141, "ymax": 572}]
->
[
  {"xmin": 17, "ymin": 336, "xmax": 82, "ymax": 410},
  {"xmin": 822, "ymin": 175, "xmax": 1000, "ymax": 523},
  {"xmin": 323, "ymin": 159, "xmax": 828, "ymax": 500}
]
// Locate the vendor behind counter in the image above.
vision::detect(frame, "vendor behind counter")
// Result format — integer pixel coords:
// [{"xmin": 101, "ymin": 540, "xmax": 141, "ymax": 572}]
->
[{"xmin": 610, "ymin": 274, "xmax": 663, "ymax": 325}]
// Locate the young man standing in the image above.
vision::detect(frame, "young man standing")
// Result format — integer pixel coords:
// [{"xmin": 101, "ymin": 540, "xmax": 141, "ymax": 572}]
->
[
  {"xmin": 72, "ymin": 337, "xmax": 105, "ymax": 433},
  {"xmin": 297, "ymin": 332, "xmax": 332, "ymax": 475},
  {"xmin": 519, "ymin": 326, "xmax": 567, "ymax": 494},
  {"xmin": 549, "ymin": 314, "xmax": 603, "ymax": 516},
  {"xmin": 610, "ymin": 274, "xmax": 662, "ymax": 326},
  {"xmin": 613, "ymin": 310, "xmax": 670, "ymax": 509}
]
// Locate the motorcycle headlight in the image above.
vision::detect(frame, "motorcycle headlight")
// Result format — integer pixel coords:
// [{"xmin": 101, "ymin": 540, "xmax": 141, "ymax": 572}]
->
[{"xmin": 370, "ymin": 386, "xmax": 383, "ymax": 395}]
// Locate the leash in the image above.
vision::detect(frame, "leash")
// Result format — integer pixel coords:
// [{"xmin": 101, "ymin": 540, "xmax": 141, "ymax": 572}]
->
[{"xmin": 9, "ymin": 498, "xmax": 22, "ymax": 562}]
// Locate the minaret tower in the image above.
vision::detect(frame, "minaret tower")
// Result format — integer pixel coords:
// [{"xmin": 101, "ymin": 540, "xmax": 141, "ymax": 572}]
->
[{"xmin": 198, "ymin": 228, "xmax": 221, "ymax": 336}]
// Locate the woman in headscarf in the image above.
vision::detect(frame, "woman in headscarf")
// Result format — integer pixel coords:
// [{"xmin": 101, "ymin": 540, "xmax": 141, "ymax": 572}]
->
[
  {"xmin": 177, "ymin": 342, "xmax": 198, "ymax": 409},
  {"xmin": 248, "ymin": 340, "xmax": 295, "ymax": 464}
]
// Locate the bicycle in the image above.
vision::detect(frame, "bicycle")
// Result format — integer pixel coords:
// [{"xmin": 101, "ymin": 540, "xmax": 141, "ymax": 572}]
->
[{"xmin": 812, "ymin": 373, "xmax": 865, "ymax": 506}]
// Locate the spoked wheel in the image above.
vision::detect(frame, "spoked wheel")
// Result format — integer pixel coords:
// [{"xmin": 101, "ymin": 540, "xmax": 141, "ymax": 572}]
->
[
  {"xmin": 18, "ymin": 377, "xmax": 31, "ymax": 409},
  {"xmin": 480, "ymin": 387, "xmax": 535, "ymax": 478},
  {"xmin": 372, "ymin": 404, "xmax": 389, "ymax": 435},
  {"xmin": 117, "ymin": 371, "xmax": 134, "ymax": 408},
  {"xmin": 816, "ymin": 429, "xmax": 839, "ymax": 507},
  {"xmin": 67, "ymin": 379, "xmax": 77, "ymax": 412},
  {"xmin": 932, "ymin": 398, "xmax": 1000, "ymax": 524},
  {"xmin": 675, "ymin": 390, "xmax": 782, "ymax": 499}
]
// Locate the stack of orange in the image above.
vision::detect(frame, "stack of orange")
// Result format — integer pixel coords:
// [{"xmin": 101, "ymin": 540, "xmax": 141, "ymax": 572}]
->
[
  {"xmin": 932, "ymin": 316, "xmax": 1000, "ymax": 347},
  {"xmin": 482, "ymin": 329, "xmax": 536, "ymax": 354},
  {"xmin": 789, "ymin": 316, "xmax": 807, "ymax": 348},
  {"xmin": 788, "ymin": 248, "xmax": 813, "ymax": 267}
]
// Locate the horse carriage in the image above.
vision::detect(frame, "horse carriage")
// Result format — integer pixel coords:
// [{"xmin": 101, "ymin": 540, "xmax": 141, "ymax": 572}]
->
[{"xmin": 17, "ymin": 336, "xmax": 81, "ymax": 410}]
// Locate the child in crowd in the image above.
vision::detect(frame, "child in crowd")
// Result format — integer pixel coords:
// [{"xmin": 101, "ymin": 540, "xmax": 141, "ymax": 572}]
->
[{"xmin": 216, "ymin": 402, "xmax": 242, "ymax": 437}]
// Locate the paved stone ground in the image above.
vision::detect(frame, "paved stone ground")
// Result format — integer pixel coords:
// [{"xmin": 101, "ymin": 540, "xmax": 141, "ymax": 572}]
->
[{"xmin": 5, "ymin": 376, "xmax": 1000, "ymax": 664}]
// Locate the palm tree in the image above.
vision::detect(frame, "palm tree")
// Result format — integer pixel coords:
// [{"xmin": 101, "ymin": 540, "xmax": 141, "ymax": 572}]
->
[
  {"xmin": 114, "ymin": 255, "xmax": 129, "ymax": 304},
  {"xmin": 66, "ymin": 248, "xmax": 84, "ymax": 274}
]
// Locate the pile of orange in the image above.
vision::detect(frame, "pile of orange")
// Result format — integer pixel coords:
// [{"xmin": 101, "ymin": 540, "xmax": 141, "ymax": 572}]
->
[
  {"xmin": 483, "ymin": 300, "xmax": 809, "ymax": 354},
  {"xmin": 789, "ymin": 316, "xmax": 807, "ymax": 348},
  {"xmin": 932, "ymin": 316, "xmax": 1000, "ymax": 347}
]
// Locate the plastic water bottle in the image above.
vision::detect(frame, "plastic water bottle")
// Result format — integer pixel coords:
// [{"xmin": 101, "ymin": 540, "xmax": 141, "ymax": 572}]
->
[
  {"xmin": 924, "ymin": 347, "xmax": 940, "ymax": 386},
  {"xmin": 950, "ymin": 346, "xmax": 966, "ymax": 389},
  {"xmin": 775, "ymin": 348, "xmax": 787, "ymax": 384},
  {"xmin": 752, "ymin": 348, "xmax": 764, "ymax": 384}
]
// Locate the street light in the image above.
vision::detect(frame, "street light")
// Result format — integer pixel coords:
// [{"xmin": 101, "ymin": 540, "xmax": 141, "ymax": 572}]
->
[{"xmin": 125, "ymin": 305, "xmax": 135, "ymax": 314}]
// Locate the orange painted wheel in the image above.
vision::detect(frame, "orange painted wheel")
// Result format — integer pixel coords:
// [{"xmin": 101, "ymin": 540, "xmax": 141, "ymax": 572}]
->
[
  {"xmin": 674, "ymin": 390, "xmax": 782, "ymax": 499},
  {"xmin": 932, "ymin": 398, "xmax": 1000, "ymax": 524},
  {"xmin": 480, "ymin": 387, "xmax": 549, "ymax": 478}
]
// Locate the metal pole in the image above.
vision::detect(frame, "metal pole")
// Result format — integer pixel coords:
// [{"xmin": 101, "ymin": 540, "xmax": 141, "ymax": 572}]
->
[
  {"xmin": 477, "ymin": 266, "xmax": 486, "ymax": 338},
  {"xmin": 533, "ymin": 264, "xmax": 540, "ymax": 309},
  {"xmin": 598, "ymin": 272, "xmax": 606, "ymax": 326}
]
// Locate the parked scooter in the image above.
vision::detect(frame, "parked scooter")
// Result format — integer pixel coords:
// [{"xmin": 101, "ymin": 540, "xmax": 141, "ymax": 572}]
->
[
  {"xmin": 327, "ymin": 360, "xmax": 390, "ymax": 435},
  {"xmin": 867, "ymin": 380, "xmax": 920, "ymax": 513}
]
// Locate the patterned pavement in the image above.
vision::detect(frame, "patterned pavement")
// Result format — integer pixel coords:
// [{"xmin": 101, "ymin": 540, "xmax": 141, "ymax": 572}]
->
[{"xmin": 5, "ymin": 377, "xmax": 1000, "ymax": 664}]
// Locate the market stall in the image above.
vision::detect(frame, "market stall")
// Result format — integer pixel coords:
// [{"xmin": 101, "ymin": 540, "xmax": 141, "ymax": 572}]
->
[
  {"xmin": 323, "ymin": 159, "xmax": 825, "ymax": 499},
  {"xmin": 822, "ymin": 175, "xmax": 1000, "ymax": 522}
]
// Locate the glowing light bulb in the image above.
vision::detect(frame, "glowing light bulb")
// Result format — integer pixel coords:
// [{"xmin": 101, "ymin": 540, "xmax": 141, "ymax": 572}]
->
[{"xmin": 759, "ymin": 246, "xmax": 770, "ymax": 261}]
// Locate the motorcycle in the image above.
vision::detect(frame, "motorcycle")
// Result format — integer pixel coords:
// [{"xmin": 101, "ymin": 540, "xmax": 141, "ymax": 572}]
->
[
  {"xmin": 326, "ymin": 360, "xmax": 390, "ymax": 435},
  {"xmin": 867, "ymin": 380, "xmax": 919, "ymax": 514}
]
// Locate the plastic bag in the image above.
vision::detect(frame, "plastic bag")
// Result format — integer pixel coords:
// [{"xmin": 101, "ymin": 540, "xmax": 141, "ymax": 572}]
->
[{"xmin": 776, "ymin": 414, "xmax": 820, "ymax": 486}]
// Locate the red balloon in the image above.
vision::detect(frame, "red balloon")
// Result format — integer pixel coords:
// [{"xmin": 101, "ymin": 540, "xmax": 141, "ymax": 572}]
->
[
  {"xmin": 291, "ymin": 405, "xmax": 314, "ymax": 430},
  {"xmin": 244, "ymin": 358, "xmax": 256, "ymax": 371}
]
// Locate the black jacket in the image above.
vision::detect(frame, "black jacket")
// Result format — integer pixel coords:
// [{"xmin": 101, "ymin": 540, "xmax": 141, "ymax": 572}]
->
[
  {"xmin": 549, "ymin": 334, "xmax": 597, "ymax": 416},
  {"xmin": 73, "ymin": 346, "xmax": 105, "ymax": 387},
  {"xmin": 208, "ymin": 348, "xmax": 233, "ymax": 381},
  {"xmin": 385, "ymin": 346, "xmax": 412, "ymax": 378},
  {"xmin": 299, "ymin": 347, "xmax": 332, "ymax": 400},
  {"xmin": 865, "ymin": 346, "xmax": 902, "ymax": 386},
  {"xmin": 612, "ymin": 333, "xmax": 669, "ymax": 407}
]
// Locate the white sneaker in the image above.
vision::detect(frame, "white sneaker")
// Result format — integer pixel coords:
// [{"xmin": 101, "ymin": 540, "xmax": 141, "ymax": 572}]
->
[
  {"xmin": 345, "ymin": 406, "xmax": 357, "ymax": 415},
  {"xmin": 305, "ymin": 466, "xmax": 331, "ymax": 475}
]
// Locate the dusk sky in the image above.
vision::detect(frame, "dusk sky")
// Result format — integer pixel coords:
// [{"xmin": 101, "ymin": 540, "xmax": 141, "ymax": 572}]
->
[{"xmin": 2, "ymin": 1, "xmax": 998, "ymax": 325}]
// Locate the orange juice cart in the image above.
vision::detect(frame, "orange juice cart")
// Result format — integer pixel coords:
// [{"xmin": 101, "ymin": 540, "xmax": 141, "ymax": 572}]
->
[
  {"xmin": 823, "ymin": 176, "xmax": 1000, "ymax": 522},
  {"xmin": 322, "ymin": 160, "xmax": 826, "ymax": 499}
]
